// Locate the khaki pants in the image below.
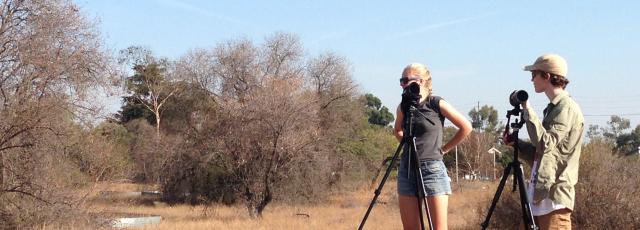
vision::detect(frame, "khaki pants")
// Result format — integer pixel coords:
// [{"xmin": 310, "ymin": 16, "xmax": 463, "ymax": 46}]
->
[
  {"xmin": 519, "ymin": 208, "xmax": 571, "ymax": 230},
  {"xmin": 533, "ymin": 208, "xmax": 572, "ymax": 230}
]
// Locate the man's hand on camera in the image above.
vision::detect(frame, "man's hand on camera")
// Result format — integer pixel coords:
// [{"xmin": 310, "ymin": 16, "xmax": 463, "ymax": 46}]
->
[{"xmin": 502, "ymin": 132, "xmax": 515, "ymax": 146}]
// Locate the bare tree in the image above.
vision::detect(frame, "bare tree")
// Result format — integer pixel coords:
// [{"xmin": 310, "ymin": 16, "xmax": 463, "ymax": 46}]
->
[
  {"xmin": 152, "ymin": 32, "xmax": 364, "ymax": 218},
  {"xmin": 306, "ymin": 52, "xmax": 357, "ymax": 112},
  {"xmin": 202, "ymin": 33, "xmax": 322, "ymax": 218},
  {"xmin": 175, "ymin": 48, "xmax": 219, "ymax": 97},
  {"xmin": 260, "ymin": 32, "xmax": 304, "ymax": 80},
  {"xmin": 0, "ymin": 0, "xmax": 111, "ymax": 226},
  {"xmin": 218, "ymin": 77, "xmax": 319, "ymax": 217},
  {"xmin": 457, "ymin": 131, "xmax": 496, "ymax": 180},
  {"xmin": 305, "ymin": 52, "xmax": 360, "ymax": 180},
  {"xmin": 212, "ymin": 38, "xmax": 259, "ymax": 102}
]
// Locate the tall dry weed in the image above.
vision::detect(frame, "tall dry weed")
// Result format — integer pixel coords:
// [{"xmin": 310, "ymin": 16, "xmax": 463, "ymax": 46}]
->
[
  {"xmin": 476, "ymin": 139, "xmax": 640, "ymax": 229},
  {"xmin": 573, "ymin": 139, "xmax": 640, "ymax": 229}
]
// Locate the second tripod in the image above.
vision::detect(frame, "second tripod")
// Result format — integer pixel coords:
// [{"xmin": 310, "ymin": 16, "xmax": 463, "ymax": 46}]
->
[{"xmin": 481, "ymin": 106, "xmax": 537, "ymax": 230}]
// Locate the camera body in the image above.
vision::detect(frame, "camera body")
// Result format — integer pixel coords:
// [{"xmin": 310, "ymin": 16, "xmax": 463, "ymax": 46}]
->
[
  {"xmin": 509, "ymin": 90, "xmax": 528, "ymax": 107},
  {"xmin": 401, "ymin": 82, "xmax": 421, "ymax": 111}
]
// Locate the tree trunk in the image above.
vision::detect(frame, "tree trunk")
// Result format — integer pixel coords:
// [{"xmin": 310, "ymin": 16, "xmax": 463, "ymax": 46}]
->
[
  {"xmin": 246, "ymin": 184, "xmax": 272, "ymax": 218},
  {"xmin": 155, "ymin": 111, "xmax": 161, "ymax": 141},
  {"xmin": 247, "ymin": 205, "xmax": 260, "ymax": 219},
  {"xmin": 0, "ymin": 152, "xmax": 3, "ymax": 192}
]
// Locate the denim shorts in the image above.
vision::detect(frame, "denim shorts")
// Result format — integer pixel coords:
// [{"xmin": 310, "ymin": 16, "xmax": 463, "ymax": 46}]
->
[{"xmin": 397, "ymin": 157, "xmax": 452, "ymax": 196}]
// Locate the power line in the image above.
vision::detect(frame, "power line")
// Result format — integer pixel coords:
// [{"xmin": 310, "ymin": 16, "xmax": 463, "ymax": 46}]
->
[{"xmin": 584, "ymin": 113, "xmax": 640, "ymax": 117}]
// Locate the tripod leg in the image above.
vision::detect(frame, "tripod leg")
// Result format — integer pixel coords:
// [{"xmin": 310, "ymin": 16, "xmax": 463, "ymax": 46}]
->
[
  {"xmin": 481, "ymin": 163, "xmax": 514, "ymax": 230},
  {"xmin": 413, "ymin": 167, "xmax": 427, "ymax": 230},
  {"xmin": 514, "ymin": 162, "xmax": 537, "ymax": 230},
  {"xmin": 358, "ymin": 139, "xmax": 405, "ymax": 230},
  {"xmin": 416, "ymin": 162, "xmax": 434, "ymax": 230},
  {"xmin": 409, "ymin": 137, "xmax": 431, "ymax": 230}
]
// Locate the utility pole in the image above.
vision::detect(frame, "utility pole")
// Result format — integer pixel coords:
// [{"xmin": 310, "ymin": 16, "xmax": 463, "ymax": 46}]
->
[
  {"xmin": 473, "ymin": 101, "xmax": 481, "ymax": 132},
  {"xmin": 477, "ymin": 101, "xmax": 481, "ymax": 130},
  {"xmin": 493, "ymin": 152, "xmax": 496, "ymax": 180},
  {"xmin": 455, "ymin": 146, "xmax": 459, "ymax": 184}
]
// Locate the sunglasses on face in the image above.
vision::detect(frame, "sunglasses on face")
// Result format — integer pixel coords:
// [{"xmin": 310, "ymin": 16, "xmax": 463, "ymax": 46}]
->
[
  {"xmin": 399, "ymin": 76, "xmax": 421, "ymax": 84},
  {"xmin": 531, "ymin": 71, "xmax": 544, "ymax": 80}
]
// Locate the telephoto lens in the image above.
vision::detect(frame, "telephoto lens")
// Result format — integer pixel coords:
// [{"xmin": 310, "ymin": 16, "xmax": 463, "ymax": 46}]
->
[{"xmin": 509, "ymin": 90, "xmax": 528, "ymax": 107}]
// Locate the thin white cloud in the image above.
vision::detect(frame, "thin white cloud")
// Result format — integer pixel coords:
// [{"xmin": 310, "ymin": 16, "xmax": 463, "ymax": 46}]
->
[
  {"xmin": 387, "ymin": 13, "xmax": 496, "ymax": 40},
  {"xmin": 156, "ymin": 0, "xmax": 245, "ymax": 26},
  {"xmin": 308, "ymin": 30, "xmax": 349, "ymax": 47}
]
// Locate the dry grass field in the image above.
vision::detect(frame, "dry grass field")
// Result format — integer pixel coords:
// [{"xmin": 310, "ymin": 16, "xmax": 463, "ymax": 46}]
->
[{"xmin": 84, "ymin": 181, "xmax": 496, "ymax": 230}]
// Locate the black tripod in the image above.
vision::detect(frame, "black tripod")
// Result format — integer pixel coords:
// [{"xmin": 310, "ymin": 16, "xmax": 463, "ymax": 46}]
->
[
  {"xmin": 481, "ymin": 107, "xmax": 537, "ymax": 230},
  {"xmin": 359, "ymin": 105, "xmax": 433, "ymax": 230}
]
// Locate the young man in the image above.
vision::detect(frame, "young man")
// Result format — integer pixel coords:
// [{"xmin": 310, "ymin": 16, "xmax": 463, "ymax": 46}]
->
[{"xmin": 504, "ymin": 54, "xmax": 584, "ymax": 230}]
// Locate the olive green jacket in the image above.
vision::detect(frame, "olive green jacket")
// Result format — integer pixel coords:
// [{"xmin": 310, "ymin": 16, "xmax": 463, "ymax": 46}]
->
[{"xmin": 518, "ymin": 91, "xmax": 584, "ymax": 210}]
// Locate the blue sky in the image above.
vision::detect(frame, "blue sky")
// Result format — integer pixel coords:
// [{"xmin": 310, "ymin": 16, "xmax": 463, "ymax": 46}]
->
[{"xmin": 76, "ymin": 0, "xmax": 640, "ymax": 130}]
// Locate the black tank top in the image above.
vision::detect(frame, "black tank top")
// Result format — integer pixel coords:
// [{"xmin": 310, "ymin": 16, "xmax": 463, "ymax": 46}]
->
[{"xmin": 403, "ymin": 96, "xmax": 445, "ymax": 160}]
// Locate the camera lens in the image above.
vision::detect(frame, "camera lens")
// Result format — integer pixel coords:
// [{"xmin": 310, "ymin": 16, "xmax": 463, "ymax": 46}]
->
[
  {"xmin": 405, "ymin": 82, "xmax": 420, "ymax": 95},
  {"xmin": 509, "ymin": 90, "xmax": 528, "ymax": 107}
]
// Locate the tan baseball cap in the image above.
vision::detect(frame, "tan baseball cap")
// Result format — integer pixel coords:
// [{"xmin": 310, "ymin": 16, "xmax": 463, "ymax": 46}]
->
[{"xmin": 523, "ymin": 54, "xmax": 568, "ymax": 77}]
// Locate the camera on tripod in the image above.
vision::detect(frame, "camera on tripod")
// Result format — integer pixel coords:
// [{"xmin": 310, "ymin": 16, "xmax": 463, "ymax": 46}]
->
[
  {"xmin": 481, "ymin": 89, "xmax": 537, "ymax": 230},
  {"xmin": 401, "ymin": 82, "xmax": 421, "ymax": 111}
]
